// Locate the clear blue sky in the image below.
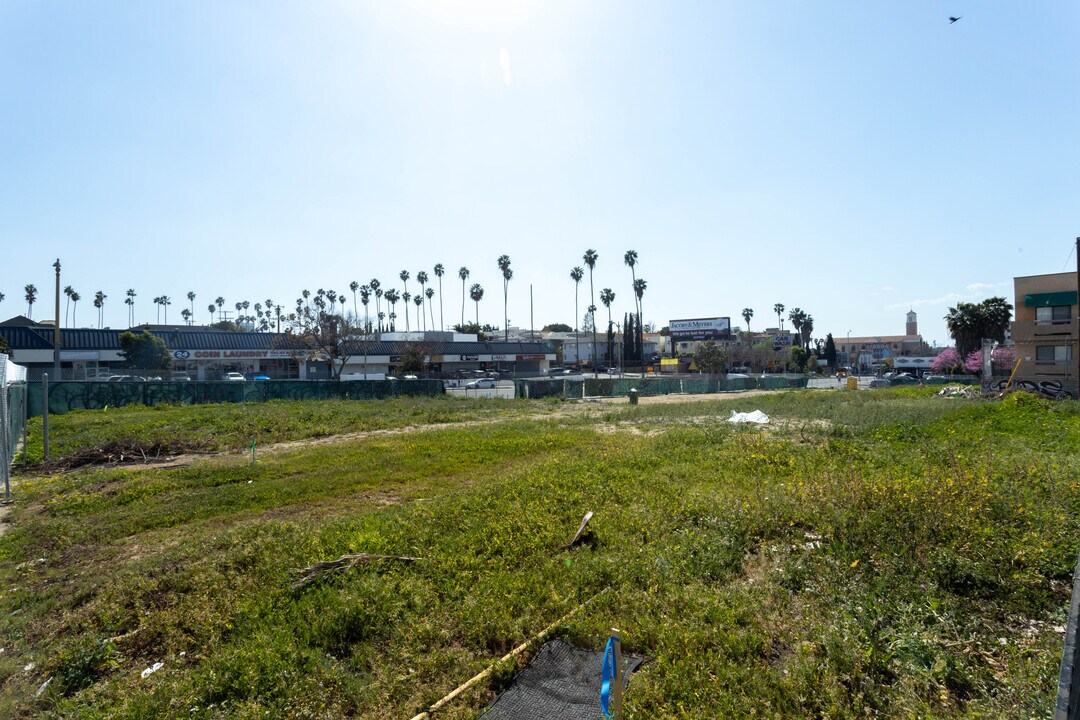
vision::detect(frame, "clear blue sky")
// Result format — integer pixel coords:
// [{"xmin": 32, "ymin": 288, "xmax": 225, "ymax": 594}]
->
[{"xmin": 2, "ymin": 1, "xmax": 1078, "ymax": 348}]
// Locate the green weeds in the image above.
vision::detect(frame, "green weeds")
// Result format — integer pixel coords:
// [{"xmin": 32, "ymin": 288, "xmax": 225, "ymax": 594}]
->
[{"xmin": 0, "ymin": 392, "xmax": 1077, "ymax": 718}]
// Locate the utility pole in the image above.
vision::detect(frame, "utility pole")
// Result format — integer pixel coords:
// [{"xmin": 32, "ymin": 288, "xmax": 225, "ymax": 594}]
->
[{"xmin": 53, "ymin": 259, "xmax": 61, "ymax": 377}]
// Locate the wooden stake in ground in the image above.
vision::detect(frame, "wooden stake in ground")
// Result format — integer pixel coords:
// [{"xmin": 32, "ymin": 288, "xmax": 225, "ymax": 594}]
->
[
  {"xmin": 566, "ymin": 510, "xmax": 594, "ymax": 548},
  {"xmin": 600, "ymin": 628, "xmax": 624, "ymax": 719},
  {"xmin": 408, "ymin": 587, "xmax": 610, "ymax": 720},
  {"xmin": 290, "ymin": 553, "xmax": 419, "ymax": 590}
]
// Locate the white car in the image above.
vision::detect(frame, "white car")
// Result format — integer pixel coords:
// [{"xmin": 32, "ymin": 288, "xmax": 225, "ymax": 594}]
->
[
  {"xmin": 465, "ymin": 378, "xmax": 497, "ymax": 389},
  {"xmin": 223, "ymin": 372, "xmax": 246, "ymax": 382}
]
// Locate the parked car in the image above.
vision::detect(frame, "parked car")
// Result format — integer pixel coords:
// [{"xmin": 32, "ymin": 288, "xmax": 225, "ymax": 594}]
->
[
  {"xmin": 465, "ymin": 378, "xmax": 497, "ymax": 389},
  {"xmin": 223, "ymin": 372, "xmax": 246, "ymax": 382},
  {"xmin": 607, "ymin": 367, "xmax": 621, "ymax": 374},
  {"xmin": 890, "ymin": 373, "xmax": 918, "ymax": 384},
  {"xmin": 869, "ymin": 378, "xmax": 892, "ymax": 388},
  {"xmin": 107, "ymin": 375, "xmax": 145, "ymax": 382},
  {"xmin": 251, "ymin": 374, "xmax": 270, "ymax": 381},
  {"xmin": 171, "ymin": 371, "xmax": 191, "ymax": 382},
  {"xmin": 922, "ymin": 374, "xmax": 949, "ymax": 383}
]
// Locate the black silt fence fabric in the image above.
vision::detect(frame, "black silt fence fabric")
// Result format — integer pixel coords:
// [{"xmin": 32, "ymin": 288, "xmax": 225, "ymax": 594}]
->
[{"xmin": 481, "ymin": 639, "xmax": 644, "ymax": 720}]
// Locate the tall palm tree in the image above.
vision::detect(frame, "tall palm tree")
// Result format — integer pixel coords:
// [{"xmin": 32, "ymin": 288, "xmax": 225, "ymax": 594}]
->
[
  {"xmin": 360, "ymin": 285, "xmax": 372, "ymax": 333},
  {"xmin": 497, "ymin": 255, "xmax": 512, "ymax": 340},
  {"xmin": 215, "ymin": 296, "xmax": 225, "ymax": 321},
  {"xmin": 624, "ymin": 250, "xmax": 640, "ymax": 324},
  {"xmin": 71, "ymin": 291, "xmax": 81, "ymax": 326},
  {"xmin": 416, "ymin": 271, "xmax": 429, "ymax": 331},
  {"xmin": 425, "ymin": 287, "xmax": 435, "ymax": 330},
  {"xmin": 470, "ymin": 283, "xmax": 484, "ymax": 326},
  {"xmin": 433, "ymin": 263, "xmax": 445, "ymax": 331},
  {"xmin": 125, "ymin": 289, "xmax": 137, "ymax": 326},
  {"xmin": 187, "ymin": 291, "xmax": 196, "ymax": 322},
  {"xmin": 384, "ymin": 289, "xmax": 399, "ymax": 331},
  {"xmin": 633, "ymin": 278, "xmax": 647, "ymax": 364},
  {"xmin": 368, "ymin": 279, "xmax": 381, "ymax": 330},
  {"xmin": 583, "ymin": 249, "xmax": 598, "ymax": 375},
  {"xmin": 742, "ymin": 308, "xmax": 754, "ymax": 336},
  {"xmin": 93, "ymin": 291, "xmax": 106, "ymax": 327},
  {"xmin": 399, "ymin": 270, "xmax": 410, "ymax": 301},
  {"xmin": 600, "ymin": 288, "xmax": 615, "ymax": 363},
  {"xmin": 773, "ymin": 303, "xmax": 785, "ymax": 331},
  {"xmin": 301, "ymin": 289, "xmax": 310, "ymax": 312},
  {"xmin": 208, "ymin": 304, "xmax": 216, "ymax": 324},
  {"xmin": 326, "ymin": 291, "xmax": 337, "ymax": 315},
  {"xmin": 458, "ymin": 267, "xmax": 470, "ymax": 327},
  {"xmin": 181, "ymin": 308, "xmax": 192, "ymax": 325},
  {"xmin": 349, "ymin": 280, "xmax": 359, "ymax": 321},
  {"xmin": 571, "ymin": 266, "xmax": 584, "ymax": 370},
  {"xmin": 413, "ymin": 294, "xmax": 424, "ymax": 332},
  {"xmin": 801, "ymin": 314, "xmax": 814, "ymax": 351},
  {"xmin": 63, "ymin": 285, "xmax": 73, "ymax": 326},
  {"xmin": 788, "ymin": 307, "xmax": 806, "ymax": 347},
  {"xmin": 401, "ymin": 291, "xmax": 411, "ymax": 331}
]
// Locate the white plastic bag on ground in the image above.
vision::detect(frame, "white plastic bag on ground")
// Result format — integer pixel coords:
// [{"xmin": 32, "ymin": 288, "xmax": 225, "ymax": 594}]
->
[{"xmin": 727, "ymin": 410, "xmax": 769, "ymax": 424}]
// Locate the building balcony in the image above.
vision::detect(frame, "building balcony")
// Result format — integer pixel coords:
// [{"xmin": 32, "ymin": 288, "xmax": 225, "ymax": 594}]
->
[{"xmin": 1010, "ymin": 319, "xmax": 1077, "ymax": 344}]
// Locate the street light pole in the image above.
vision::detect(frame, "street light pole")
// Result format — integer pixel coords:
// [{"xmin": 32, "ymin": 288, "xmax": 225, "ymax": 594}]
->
[
  {"xmin": 1074, "ymin": 237, "xmax": 1079, "ymax": 397},
  {"xmin": 53, "ymin": 259, "xmax": 61, "ymax": 377}
]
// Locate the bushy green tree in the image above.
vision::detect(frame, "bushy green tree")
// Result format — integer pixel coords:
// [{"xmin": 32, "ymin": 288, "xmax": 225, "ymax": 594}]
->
[
  {"xmin": 823, "ymin": 334, "xmax": 837, "ymax": 367},
  {"xmin": 694, "ymin": 339, "xmax": 727, "ymax": 375},
  {"xmin": 118, "ymin": 331, "xmax": 171, "ymax": 373},
  {"xmin": 788, "ymin": 345, "xmax": 809, "ymax": 372},
  {"xmin": 543, "ymin": 323, "xmax": 572, "ymax": 333},
  {"xmin": 400, "ymin": 342, "xmax": 427, "ymax": 374},
  {"xmin": 945, "ymin": 297, "xmax": 1013, "ymax": 358}
]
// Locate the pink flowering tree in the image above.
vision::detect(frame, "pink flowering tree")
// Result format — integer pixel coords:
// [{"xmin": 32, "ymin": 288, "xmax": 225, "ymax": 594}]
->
[
  {"xmin": 964, "ymin": 346, "xmax": 1016, "ymax": 374},
  {"xmin": 964, "ymin": 350, "xmax": 983, "ymax": 374},
  {"xmin": 930, "ymin": 347, "xmax": 960, "ymax": 373},
  {"xmin": 992, "ymin": 346, "xmax": 1015, "ymax": 373}
]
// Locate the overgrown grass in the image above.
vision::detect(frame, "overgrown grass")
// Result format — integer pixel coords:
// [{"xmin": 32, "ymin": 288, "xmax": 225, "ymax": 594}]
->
[
  {"xmin": 16, "ymin": 396, "xmax": 556, "ymax": 467},
  {"xmin": 2, "ymin": 391, "xmax": 1078, "ymax": 718}
]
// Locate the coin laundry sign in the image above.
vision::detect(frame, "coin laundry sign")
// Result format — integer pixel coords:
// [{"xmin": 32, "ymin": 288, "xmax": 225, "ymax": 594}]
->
[
  {"xmin": 170, "ymin": 349, "xmax": 296, "ymax": 359},
  {"xmin": 668, "ymin": 317, "xmax": 731, "ymax": 340}
]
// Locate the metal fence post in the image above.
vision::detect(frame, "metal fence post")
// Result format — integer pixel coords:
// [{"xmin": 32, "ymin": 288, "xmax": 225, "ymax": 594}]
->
[
  {"xmin": 1, "ymin": 359, "xmax": 9, "ymax": 503},
  {"xmin": 42, "ymin": 373, "xmax": 49, "ymax": 462}
]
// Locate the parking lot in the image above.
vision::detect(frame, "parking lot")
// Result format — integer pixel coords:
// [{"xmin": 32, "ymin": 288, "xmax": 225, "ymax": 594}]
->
[{"xmin": 444, "ymin": 380, "xmax": 515, "ymax": 399}]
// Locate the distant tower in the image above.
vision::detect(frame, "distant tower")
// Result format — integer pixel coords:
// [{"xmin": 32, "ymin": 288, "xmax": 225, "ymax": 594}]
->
[{"xmin": 906, "ymin": 309, "xmax": 918, "ymax": 337}]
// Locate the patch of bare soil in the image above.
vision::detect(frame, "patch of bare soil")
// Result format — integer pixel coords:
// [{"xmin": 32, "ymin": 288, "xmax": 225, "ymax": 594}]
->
[{"xmin": 591, "ymin": 389, "xmax": 784, "ymax": 405}]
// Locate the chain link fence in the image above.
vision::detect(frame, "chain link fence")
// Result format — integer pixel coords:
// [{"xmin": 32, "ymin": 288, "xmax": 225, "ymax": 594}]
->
[
  {"xmin": 2, "ymin": 354, "xmax": 28, "ymax": 501},
  {"xmin": 516, "ymin": 374, "xmax": 809, "ymax": 399},
  {"xmin": 26, "ymin": 379, "xmax": 445, "ymax": 417}
]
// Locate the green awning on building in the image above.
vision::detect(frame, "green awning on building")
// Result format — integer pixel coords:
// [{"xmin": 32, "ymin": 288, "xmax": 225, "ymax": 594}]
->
[{"xmin": 1025, "ymin": 291, "xmax": 1078, "ymax": 308}]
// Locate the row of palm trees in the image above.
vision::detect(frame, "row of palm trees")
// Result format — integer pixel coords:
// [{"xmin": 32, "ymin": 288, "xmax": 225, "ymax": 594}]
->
[
  {"xmin": 739, "ymin": 304, "xmax": 815, "ymax": 348},
  {"xmin": 6, "ymin": 252, "xmax": 652, "ymax": 347},
  {"xmin": 567, "ymin": 249, "xmax": 649, "ymax": 371}
]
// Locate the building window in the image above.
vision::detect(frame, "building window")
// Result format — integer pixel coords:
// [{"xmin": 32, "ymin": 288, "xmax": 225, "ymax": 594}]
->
[
  {"xmin": 1036, "ymin": 306, "xmax": 1072, "ymax": 324},
  {"xmin": 1036, "ymin": 345, "xmax": 1071, "ymax": 364}
]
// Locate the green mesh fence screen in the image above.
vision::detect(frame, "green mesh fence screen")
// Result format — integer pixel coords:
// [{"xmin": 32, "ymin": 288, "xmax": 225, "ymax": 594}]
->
[
  {"xmin": 515, "ymin": 375, "xmax": 808, "ymax": 399},
  {"xmin": 26, "ymin": 380, "xmax": 446, "ymax": 417}
]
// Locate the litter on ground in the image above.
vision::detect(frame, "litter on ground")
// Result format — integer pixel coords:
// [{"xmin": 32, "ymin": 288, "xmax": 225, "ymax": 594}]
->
[{"xmin": 727, "ymin": 410, "xmax": 770, "ymax": 424}]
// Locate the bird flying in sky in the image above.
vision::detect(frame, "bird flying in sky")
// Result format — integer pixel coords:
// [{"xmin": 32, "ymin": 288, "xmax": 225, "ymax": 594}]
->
[{"xmin": 948, "ymin": 16, "xmax": 962, "ymax": 23}]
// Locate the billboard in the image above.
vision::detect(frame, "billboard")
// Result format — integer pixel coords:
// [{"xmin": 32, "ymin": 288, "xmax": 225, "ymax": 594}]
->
[{"xmin": 669, "ymin": 317, "xmax": 731, "ymax": 340}]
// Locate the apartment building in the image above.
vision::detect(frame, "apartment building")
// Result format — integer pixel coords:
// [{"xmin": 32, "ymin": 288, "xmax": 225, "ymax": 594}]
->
[{"xmin": 1012, "ymin": 272, "xmax": 1078, "ymax": 397}]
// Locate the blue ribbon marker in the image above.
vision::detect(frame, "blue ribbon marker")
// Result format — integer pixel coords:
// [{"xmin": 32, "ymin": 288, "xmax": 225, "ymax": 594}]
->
[{"xmin": 600, "ymin": 636, "xmax": 616, "ymax": 718}]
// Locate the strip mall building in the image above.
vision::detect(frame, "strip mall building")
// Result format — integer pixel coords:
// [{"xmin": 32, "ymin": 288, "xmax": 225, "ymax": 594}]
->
[{"xmin": 0, "ymin": 317, "xmax": 555, "ymax": 381}]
